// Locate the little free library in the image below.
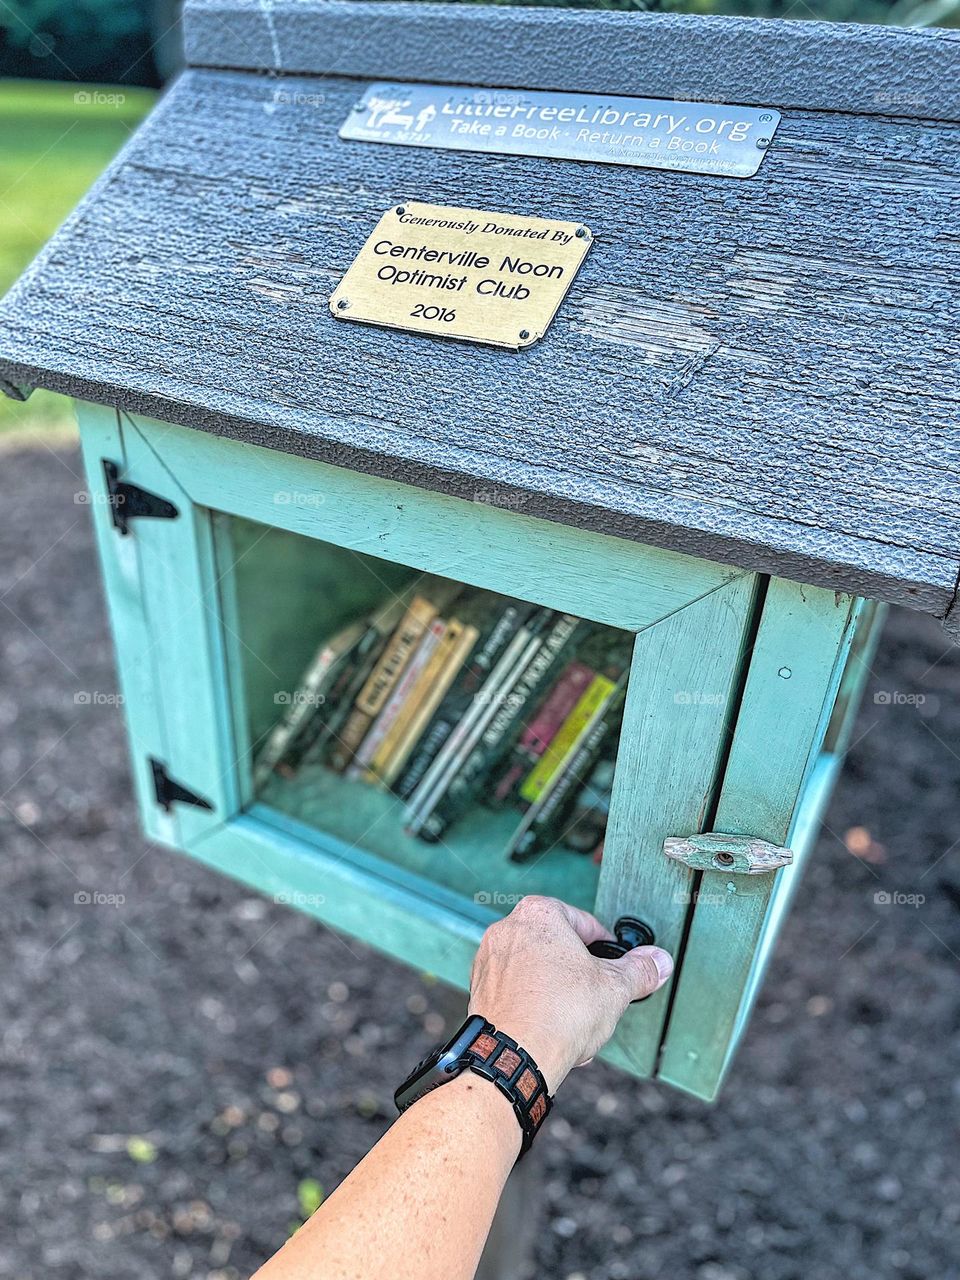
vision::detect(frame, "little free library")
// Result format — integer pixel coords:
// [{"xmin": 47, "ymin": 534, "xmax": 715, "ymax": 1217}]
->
[{"xmin": 0, "ymin": 0, "xmax": 957, "ymax": 1101}]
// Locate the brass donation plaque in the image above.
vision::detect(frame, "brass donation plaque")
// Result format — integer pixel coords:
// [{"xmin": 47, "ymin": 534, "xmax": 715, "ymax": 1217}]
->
[{"xmin": 329, "ymin": 202, "xmax": 592, "ymax": 350}]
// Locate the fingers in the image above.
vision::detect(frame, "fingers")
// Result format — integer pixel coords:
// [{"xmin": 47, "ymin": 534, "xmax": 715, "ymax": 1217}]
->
[
  {"xmin": 508, "ymin": 895, "xmax": 614, "ymax": 946},
  {"xmin": 553, "ymin": 900, "xmax": 616, "ymax": 946},
  {"xmin": 610, "ymin": 945, "xmax": 674, "ymax": 1003}
]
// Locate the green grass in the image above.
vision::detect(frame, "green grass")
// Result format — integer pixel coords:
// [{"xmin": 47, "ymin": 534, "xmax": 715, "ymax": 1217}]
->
[{"xmin": 0, "ymin": 79, "xmax": 155, "ymax": 434}]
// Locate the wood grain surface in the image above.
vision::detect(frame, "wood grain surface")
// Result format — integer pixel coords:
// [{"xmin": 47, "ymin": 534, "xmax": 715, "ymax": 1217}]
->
[
  {"xmin": 184, "ymin": 1, "xmax": 960, "ymax": 122},
  {"xmin": 1, "ymin": 38, "xmax": 958, "ymax": 620}
]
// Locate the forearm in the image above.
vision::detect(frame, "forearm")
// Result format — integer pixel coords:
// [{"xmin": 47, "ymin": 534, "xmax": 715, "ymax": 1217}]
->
[
  {"xmin": 254, "ymin": 1073, "xmax": 521, "ymax": 1280},
  {"xmin": 253, "ymin": 897, "xmax": 673, "ymax": 1280}
]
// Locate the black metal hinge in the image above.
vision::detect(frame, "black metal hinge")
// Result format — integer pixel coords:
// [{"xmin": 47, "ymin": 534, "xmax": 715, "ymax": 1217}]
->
[
  {"xmin": 150, "ymin": 758, "xmax": 214, "ymax": 813},
  {"xmin": 103, "ymin": 459, "xmax": 179, "ymax": 535}
]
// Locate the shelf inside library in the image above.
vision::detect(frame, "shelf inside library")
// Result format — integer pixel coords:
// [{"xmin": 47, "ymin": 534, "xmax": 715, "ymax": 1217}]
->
[
  {"xmin": 218, "ymin": 512, "xmax": 628, "ymax": 921},
  {"xmin": 256, "ymin": 764, "xmax": 601, "ymax": 915}
]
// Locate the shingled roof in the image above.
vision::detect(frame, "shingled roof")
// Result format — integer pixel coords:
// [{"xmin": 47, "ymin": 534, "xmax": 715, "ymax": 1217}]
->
[{"xmin": 1, "ymin": 0, "xmax": 958, "ymax": 631}]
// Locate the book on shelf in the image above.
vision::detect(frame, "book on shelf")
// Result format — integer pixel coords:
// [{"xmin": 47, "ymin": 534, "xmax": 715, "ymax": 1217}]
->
[
  {"xmin": 415, "ymin": 613, "xmax": 585, "ymax": 842},
  {"xmin": 402, "ymin": 609, "xmax": 555, "ymax": 838},
  {"xmin": 347, "ymin": 617, "xmax": 448, "ymax": 779},
  {"xmin": 393, "ymin": 593, "xmax": 535, "ymax": 802},
  {"xmin": 327, "ymin": 577, "xmax": 460, "ymax": 772},
  {"xmin": 507, "ymin": 680, "xmax": 626, "ymax": 863},
  {"xmin": 518, "ymin": 671, "xmax": 618, "ymax": 805},
  {"xmin": 252, "ymin": 615, "xmax": 368, "ymax": 789},
  {"xmin": 368, "ymin": 618, "xmax": 480, "ymax": 788},
  {"xmin": 253, "ymin": 574, "xmax": 632, "ymax": 862},
  {"xmin": 514, "ymin": 626, "xmax": 632, "ymax": 808},
  {"xmin": 492, "ymin": 659, "xmax": 595, "ymax": 805},
  {"xmin": 275, "ymin": 593, "xmax": 409, "ymax": 776}
]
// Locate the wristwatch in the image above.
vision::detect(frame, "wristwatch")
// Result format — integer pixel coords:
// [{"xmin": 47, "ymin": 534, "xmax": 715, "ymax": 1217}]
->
[{"xmin": 394, "ymin": 1014, "xmax": 553, "ymax": 1157}]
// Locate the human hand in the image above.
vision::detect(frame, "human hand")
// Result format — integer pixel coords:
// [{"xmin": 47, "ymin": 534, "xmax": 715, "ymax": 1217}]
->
[{"xmin": 468, "ymin": 896, "xmax": 674, "ymax": 1094}]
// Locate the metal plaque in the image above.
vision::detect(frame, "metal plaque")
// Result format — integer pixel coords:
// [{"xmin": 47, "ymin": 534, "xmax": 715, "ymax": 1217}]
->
[
  {"xmin": 341, "ymin": 84, "xmax": 780, "ymax": 179},
  {"xmin": 329, "ymin": 202, "xmax": 592, "ymax": 350}
]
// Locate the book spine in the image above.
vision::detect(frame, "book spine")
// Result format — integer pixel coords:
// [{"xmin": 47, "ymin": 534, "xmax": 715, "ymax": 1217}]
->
[
  {"xmin": 252, "ymin": 621, "xmax": 364, "ymax": 787},
  {"xmin": 280, "ymin": 634, "xmax": 368, "ymax": 771},
  {"xmin": 512, "ymin": 722, "xmax": 616, "ymax": 862},
  {"xmin": 374, "ymin": 620, "xmax": 478, "ymax": 787},
  {"xmin": 518, "ymin": 660, "xmax": 595, "ymax": 759},
  {"xmin": 349, "ymin": 620, "xmax": 446, "ymax": 777},
  {"xmin": 492, "ymin": 660, "xmax": 594, "ymax": 803},
  {"xmin": 393, "ymin": 601, "xmax": 529, "ymax": 801},
  {"xmin": 404, "ymin": 615, "xmax": 550, "ymax": 836},
  {"xmin": 329, "ymin": 596, "xmax": 437, "ymax": 771},
  {"xmin": 290, "ymin": 594, "xmax": 410, "ymax": 770},
  {"xmin": 298, "ymin": 631, "xmax": 385, "ymax": 768},
  {"xmin": 404, "ymin": 624, "xmax": 540, "ymax": 835},
  {"xmin": 508, "ymin": 684, "xmax": 624, "ymax": 862},
  {"xmin": 426, "ymin": 615, "xmax": 582, "ymax": 838},
  {"xmin": 330, "ymin": 705, "xmax": 376, "ymax": 770},
  {"xmin": 393, "ymin": 718, "xmax": 453, "ymax": 802},
  {"xmin": 518, "ymin": 673, "xmax": 617, "ymax": 805},
  {"xmin": 253, "ymin": 643, "xmax": 338, "ymax": 787},
  {"xmin": 355, "ymin": 596, "xmax": 438, "ymax": 717}
]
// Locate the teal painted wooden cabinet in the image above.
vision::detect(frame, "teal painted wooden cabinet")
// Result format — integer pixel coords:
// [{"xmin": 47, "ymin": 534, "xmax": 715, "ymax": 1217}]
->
[
  {"xmin": 73, "ymin": 402, "xmax": 881, "ymax": 1100},
  {"xmin": 1, "ymin": 3, "xmax": 955, "ymax": 1102}
]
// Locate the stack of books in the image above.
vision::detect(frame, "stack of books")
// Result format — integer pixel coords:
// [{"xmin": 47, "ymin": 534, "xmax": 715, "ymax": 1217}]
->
[{"xmin": 253, "ymin": 576, "xmax": 631, "ymax": 863}]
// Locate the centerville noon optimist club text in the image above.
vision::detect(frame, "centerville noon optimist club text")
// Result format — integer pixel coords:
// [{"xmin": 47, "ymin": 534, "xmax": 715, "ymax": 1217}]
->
[{"xmin": 372, "ymin": 219, "xmax": 574, "ymax": 299}]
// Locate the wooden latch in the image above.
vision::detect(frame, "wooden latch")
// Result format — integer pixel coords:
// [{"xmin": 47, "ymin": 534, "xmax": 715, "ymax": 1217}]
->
[{"xmin": 663, "ymin": 833, "xmax": 793, "ymax": 876}]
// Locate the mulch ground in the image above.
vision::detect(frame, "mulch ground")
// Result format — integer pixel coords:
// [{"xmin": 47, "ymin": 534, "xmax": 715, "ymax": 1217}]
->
[{"xmin": 1, "ymin": 436, "xmax": 958, "ymax": 1280}]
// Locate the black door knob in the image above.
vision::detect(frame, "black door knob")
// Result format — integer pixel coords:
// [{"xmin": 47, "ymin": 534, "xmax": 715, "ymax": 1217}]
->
[{"xmin": 587, "ymin": 914, "xmax": 656, "ymax": 959}]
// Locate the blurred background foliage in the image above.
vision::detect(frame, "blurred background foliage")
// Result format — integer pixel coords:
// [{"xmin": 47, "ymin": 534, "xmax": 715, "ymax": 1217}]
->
[
  {"xmin": 0, "ymin": 0, "xmax": 958, "ymax": 89},
  {"xmin": 0, "ymin": 80, "xmax": 154, "ymax": 432},
  {"xmin": 0, "ymin": 1, "xmax": 181, "ymax": 85}
]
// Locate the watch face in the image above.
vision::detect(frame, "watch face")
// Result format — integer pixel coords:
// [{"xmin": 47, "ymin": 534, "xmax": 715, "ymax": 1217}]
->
[
  {"xmin": 394, "ymin": 1051, "xmax": 454, "ymax": 1113},
  {"xmin": 394, "ymin": 1015, "xmax": 487, "ymax": 1114},
  {"xmin": 412, "ymin": 1045, "xmax": 445, "ymax": 1077}
]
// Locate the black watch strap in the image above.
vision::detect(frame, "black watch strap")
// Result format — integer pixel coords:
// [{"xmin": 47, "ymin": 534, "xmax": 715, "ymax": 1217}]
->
[{"xmin": 461, "ymin": 1020, "xmax": 553, "ymax": 1157}]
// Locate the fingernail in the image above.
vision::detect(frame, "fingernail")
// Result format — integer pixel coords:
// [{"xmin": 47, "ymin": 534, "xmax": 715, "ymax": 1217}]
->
[{"xmin": 650, "ymin": 947, "xmax": 674, "ymax": 984}]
